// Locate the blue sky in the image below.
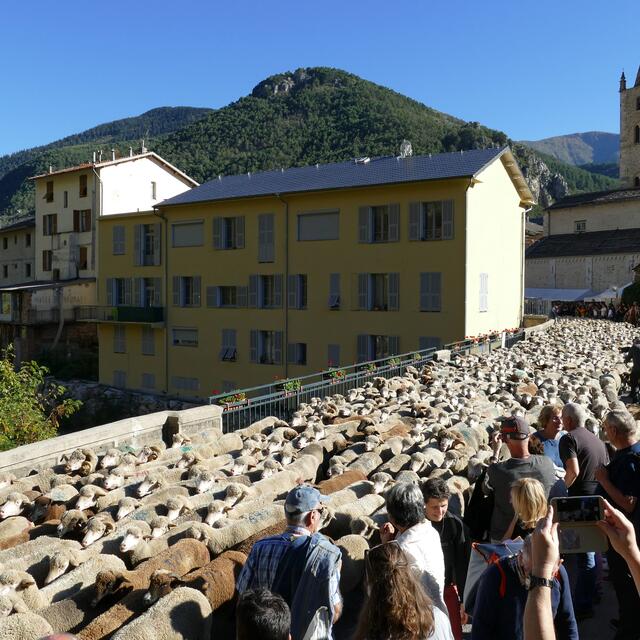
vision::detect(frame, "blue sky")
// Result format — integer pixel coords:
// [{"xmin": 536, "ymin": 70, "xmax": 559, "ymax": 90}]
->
[{"xmin": 0, "ymin": 0, "xmax": 637, "ymax": 156}]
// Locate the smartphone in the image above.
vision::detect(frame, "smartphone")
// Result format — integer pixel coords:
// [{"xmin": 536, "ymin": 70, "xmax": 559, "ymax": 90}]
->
[{"xmin": 551, "ymin": 496, "xmax": 608, "ymax": 554}]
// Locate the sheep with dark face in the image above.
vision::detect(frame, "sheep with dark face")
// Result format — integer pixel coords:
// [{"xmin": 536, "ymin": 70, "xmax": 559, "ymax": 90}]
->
[{"xmin": 57, "ymin": 510, "xmax": 88, "ymax": 538}]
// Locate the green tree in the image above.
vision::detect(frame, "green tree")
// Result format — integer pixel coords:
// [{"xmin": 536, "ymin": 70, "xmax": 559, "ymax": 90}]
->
[{"xmin": 0, "ymin": 347, "xmax": 81, "ymax": 451}]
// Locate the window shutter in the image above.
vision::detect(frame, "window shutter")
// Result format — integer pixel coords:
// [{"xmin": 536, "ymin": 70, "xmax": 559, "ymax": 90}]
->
[
  {"xmin": 235, "ymin": 216, "xmax": 245, "ymax": 249},
  {"xmin": 274, "ymin": 331, "xmax": 283, "ymax": 364},
  {"xmin": 248, "ymin": 275, "xmax": 258, "ymax": 308},
  {"xmin": 388, "ymin": 203, "xmax": 400, "ymax": 241},
  {"xmin": 328, "ymin": 343, "xmax": 340, "ymax": 367},
  {"xmin": 134, "ymin": 225, "xmax": 142, "ymax": 266},
  {"xmin": 258, "ymin": 214, "xmax": 275, "ymax": 262},
  {"xmin": 358, "ymin": 273, "xmax": 369, "ymax": 310},
  {"xmin": 172, "ymin": 276, "xmax": 181, "ymax": 306},
  {"xmin": 357, "ymin": 335, "xmax": 369, "ymax": 363},
  {"xmin": 207, "ymin": 286, "xmax": 220, "ymax": 308},
  {"xmin": 73, "ymin": 210, "xmax": 80, "ymax": 232},
  {"xmin": 250, "ymin": 330, "xmax": 258, "ymax": 363},
  {"xmin": 409, "ymin": 202, "xmax": 421, "ymax": 241},
  {"xmin": 193, "ymin": 277, "xmax": 201, "ymax": 307},
  {"xmin": 432, "ymin": 273, "xmax": 442, "ymax": 312},
  {"xmin": 389, "ymin": 336, "xmax": 400, "ymax": 355},
  {"xmin": 122, "ymin": 278, "xmax": 131, "ymax": 306},
  {"xmin": 443, "ymin": 200, "xmax": 454, "ymax": 239},
  {"xmin": 133, "ymin": 277, "xmax": 143, "ymax": 307},
  {"xmin": 329, "ymin": 273, "xmax": 340, "ymax": 308},
  {"xmin": 358, "ymin": 207, "xmax": 371, "ymax": 243},
  {"xmin": 288, "ymin": 275, "xmax": 297, "ymax": 309},
  {"xmin": 388, "ymin": 273, "xmax": 400, "ymax": 311},
  {"xmin": 480, "ymin": 273, "xmax": 489, "ymax": 312},
  {"xmin": 153, "ymin": 278, "xmax": 162, "ymax": 306},
  {"xmin": 420, "ymin": 273, "xmax": 428, "ymax": 311},
  {"xmin": 274, "ymin": 274, "xmax": 283, "ymax": 308},
  {"xmin": 237, "ymin": 286, "xmax": 248, "ymax": 307},
  {"xmin": 213, "ymin": 217, "xmax": 222, "ymax": 249},
  {"xmin": 287, "ymin": 343, "xmax": 297, "ymax": 364},
  {"xmin": 152, "ymin": 224, "xmax": 161, "ymax": 265},
  {"xmin": 106, "ymin": 278, "xmax": 114, "ymax": 306}
]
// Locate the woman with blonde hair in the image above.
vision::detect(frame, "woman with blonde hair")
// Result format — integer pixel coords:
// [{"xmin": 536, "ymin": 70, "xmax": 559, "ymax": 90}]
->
[
  {"xmin": 354, "ymin": 541, "xmax": 453, "ymax": 640},
  {"xmin": 502, "ymin": 477, "xmax": 548, "ymax": 540},
  {"xmin": 530, "ymin": 404, "xmax": 565, "ymax": 471}
]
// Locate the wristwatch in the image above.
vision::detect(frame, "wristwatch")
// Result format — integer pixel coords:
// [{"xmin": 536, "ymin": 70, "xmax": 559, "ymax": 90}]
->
[{"xmin": 528, "ymin": 575, "xmax": 554, "ymax": 590}]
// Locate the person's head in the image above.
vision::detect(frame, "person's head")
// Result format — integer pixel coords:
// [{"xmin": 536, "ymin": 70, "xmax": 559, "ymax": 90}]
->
[
  {"xmin": 421, "ymin": 477, "xmax": 450, "ymax": 523},
  {"xmin": 538, "ymin": 404, "xmax": 563, "ymax": 437},
  {"xmin": 283, "ymin": 485, "xmax": 328, "ymax": 534},
  {"xmin": 500, "ymin": 416, "xmax": 531, "ymax": 458},
  {"xmin": 510, "ymin": 478, "xmax": 548, "ymax": 531},
  {"xmin": 603, "ymin": 410, "xmax": 638, "ymax": 447},
  {"xmin": 561, "ymin": 403, "xmax": 586, "ymax": 431},
  {"xmin": 385, "ymin": 482, "xmax": 425, "ymax": 532},
  {"xmin": 236, "ymin": 589, "xmax": 291, "ymax": 640},
  {"xmin": 355, "ymin": 541, "xmax": 434, "ymax": 640}
]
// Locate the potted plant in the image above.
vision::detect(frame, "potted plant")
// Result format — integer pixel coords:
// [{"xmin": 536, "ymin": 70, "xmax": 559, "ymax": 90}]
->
[
  {"xmin": 280, "ymin": 379, "xmax": 302, "ymax": 394},
  {"xmin": 326, "ymin": 368, "xmax": 346, "ymax": 382},
  {"xmin": 388, "ymin": 357, "xmax": 401, "ymax": 366},
  {"xmin": 218, "ymin": 391, "xmax": 247, "ymax": 406}
]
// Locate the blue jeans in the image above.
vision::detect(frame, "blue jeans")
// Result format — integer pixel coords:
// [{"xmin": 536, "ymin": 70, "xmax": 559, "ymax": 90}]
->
[{"xmin": 574, "ymin": 552, "xmax": 597, "ymax": 611}]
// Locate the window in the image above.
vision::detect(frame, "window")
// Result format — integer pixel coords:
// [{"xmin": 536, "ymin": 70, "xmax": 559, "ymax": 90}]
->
[
  {"xmin": 637, "ymin": 97, "xmax": 640, "ymax": 111},
  {"xmin": 172, "ymin": 327, "xmax": 198, "ymax": 347},
  {"xmin": 329, "ymin": 273, "xmax": 340, "ymax": 309},
  {"xmin": 250, "ymin": 329, "xmax": 283, "ymax": 364},
  {"xmin": 297, "ymin": 211, "xmax": 339, "ymax": 241},
  {"xmin": 142, "ymin": 326, "xmax": 155, "ymax": 355},
  {"xmin": 419, "ymin": 336, "xmax": 442, "ymax": 351},
  {"xmin": 45, "ymin": 181, "xmax": 53, "ymax": 203},
  {"xmin": 25, "ymin": 263, "xmax": 32, "ymax": 278},
  {"xmin": 134, "ymin": 277, "xmax": 161, "ymax": 307},
  {"xmin": 172, "ymin": 276, "xmax": 201, "ymax": 307},
  {"xmin": 141, "ymin": 373, "xmax": 155, "ymax": 389},
  {"xmin": 1, "ymin": 238, "xmax": 6, "ymax": 250},
  {"xmin": 288, "ymin": 274, "xmax": 307, "ymax": 309},
  {"xmin": 357, "ymin": 273, "xmax": 399, "ymax": 311},
  {"xmin": 113, "ymin": 326, "xmax": 126, "ymax": 353},
  {"xmin": 151, "ymin": 181, "xmax": 157, "ymax": 200},
  {"xmin": 220, "ymin": 329, "xmax": 237, "ymax": 361},
  {"xmin": 43, "ymin": 214, "xmax": 57, "ymax": 236},
  {"xmin": 357, "ymin": 335, "xmax": 400, "ymax": 362},
  {"xmin": 288, "ymin": 342, "xmax": 307, "ymax": 365},
  {"xmin": 420, "ymin": 273, "xmax": 442, "ymax": 312},
  {"xmin": 106, "ymin": 277, "xmax": 132, "ymax": 306},
  {"xmin": 358, "ymin": 204, "xmax": 399, "ymax": 243},
  {"xmin": 206, "ymin": 285, "xmax": 247, "ymax": 308},
  {"xmin": 134, "ymin": 223, "xmax": 161, "ymax": 266},
  {"xmin": 574, "ymin": 220, "xmax": 587, "ymax": 233},
  {"xmin": 73, "ymin": 210, "xmax": 92, "ymax": 232},
  {"xmin": 213, "ymin": 216, "xmax": 245, "ymax": 249},
  {"xmin": 25, "ymin": 233, "xmax": 31, "ymax": 248},
  {"xmin": 172, "ymin": 221, "xmax": 203, "ymax": 247},
  {"xmin": 328, "ymin": 344, "xmax": 340, "ymax": 367},
  {"xmin": 635, "ymin": 177, "xmax": 640, "ymax": 188},
  {"xmin": 113, "ymin": 370, "xmax": 126, "ymax": 388},
  {"xmin": 248, "ymin": 274, "xmax": 283, "ymax": 308},
  {"xmin": 63, "ymin": 191, "xmax": 68, "ymax": 208},
  {"xmin": 79, "ymin": 174, "xmax": 87, "ymax": 197},
  {"xmin": 258, "ymin": 213, "xmax": 275, "ymax": 262},
  {"xmin": 409, "ymin": 200, "xmax": 454, "ymax": 241},
  {"xmin": 221, "ymin": 380, "xmax": 237, "ymax": 392},
  {"xmin": 220, "ymin": 286, "xmax": 237, "ymax": 307},
  {"xmin": 112, "ymin": 226, "xmax": 125, "ymax": 255},
  {"xmin": 479, "ymin": 273, "xmax": 489, "ymax": 313},
  {"xmin": 636, "ymin": 125, "xmax": 640, "ymax": 144},
  {"xmin": 2, "ymin": 265, "xmax": 7, "ymax": 279},
  {"xmin": 42, "ymin": 250, "xmax": 53, "ymax": 272},
  {"xmin": 171, "ymin": 376, "xmax": 200, "ymax": 391},
  {"xmin": 78, "ymin": 246, "xmax": 88, "ymax": 271}
]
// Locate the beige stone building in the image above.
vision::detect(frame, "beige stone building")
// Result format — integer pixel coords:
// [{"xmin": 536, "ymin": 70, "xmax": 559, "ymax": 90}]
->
[
  {"xmin": 0, "ymin": 217, "xmax": 35, "ymax": 286},
  {"xmin": 620, "ymin": 67, "xmax": 640, "ymax": 188}
]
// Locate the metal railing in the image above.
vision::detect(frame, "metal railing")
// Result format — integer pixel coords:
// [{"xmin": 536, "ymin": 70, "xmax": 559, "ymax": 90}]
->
[
  {"xmin": 209, "ymin": 331, "xmax": 524, "ymax": 433},
  {"xmin": 76, "ymin": 306, "xmax": 164, "ymax": 324},
  {"xmin": 0, "ymin": 308, "xmax": 76, "ymax": 325},
  {"xmin": 524, "ymin": 298, "xmax": 552, "ymax": 316}
]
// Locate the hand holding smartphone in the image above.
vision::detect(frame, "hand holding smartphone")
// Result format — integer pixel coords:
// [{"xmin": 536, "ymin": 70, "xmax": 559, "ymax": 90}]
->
[{"xmin": 550, "ymin": 496, "xmax": 608, "ymax": 553}]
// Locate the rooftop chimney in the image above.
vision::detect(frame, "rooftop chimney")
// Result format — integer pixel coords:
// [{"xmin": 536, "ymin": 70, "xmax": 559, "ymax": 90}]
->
[
  {"xmin": 129, "ymin": 146, "xmax": 133, "ymax": 157},
  {"xmin": 48, "ymin": 165, "xmax": 53, "ymax": 174},
  {"xmin": 141, "ymin": 139, "xmax": 147, "ymax": 154},
  {"xmin": 92, "ymin": 151, "xmax": 96, "ymax": 163},
  {"xmin": 111, "ymin": 149, "xmax": 116, "ymax": 161}
]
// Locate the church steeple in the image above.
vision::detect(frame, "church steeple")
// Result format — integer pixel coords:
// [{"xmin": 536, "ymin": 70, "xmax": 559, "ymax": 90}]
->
[
  {"xmin": 620, "ymin": 71, "xmax": 627, "ymax": 92},
  {"xmin": 635, "ymin": 65, "xmax": 640, "ymax": 88}
]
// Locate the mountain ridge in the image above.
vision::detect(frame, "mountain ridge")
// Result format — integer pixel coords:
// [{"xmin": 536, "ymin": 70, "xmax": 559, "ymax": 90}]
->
[{"xmin": 521, "ymin": 131, "xmax": 619, "ymax": 166}]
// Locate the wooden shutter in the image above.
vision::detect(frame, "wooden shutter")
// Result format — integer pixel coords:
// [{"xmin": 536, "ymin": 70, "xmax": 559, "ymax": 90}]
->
[
  {"xmin": 237, "ymin": 286, "xmax": 248, "ymax": 307},
  {"xmin": 248, "ymin": 275, "xmax": 258, "ymax": 308},
  {"xmin": 288, "ymin": 275, "xmax": 298, "ymax": 309},
  {"xmin": 134, "ymin": 225, "xmax": 142, "ymax": 266},
  {"xmin": 389, "ymin": 336, "xmax": 400, "ymax": 356},
  {"xmin": 193, "ymin": 277, "xmax": 201, "ymax": 307},
  {"xmin": 274, "ymin": 275, "xmax": 283, "ymax": 308},
  {"xmin": 443, "ymin": 200, "xmax": 454, "ymax": 239},
  {"xmin": 206, "ymin": 286, "xmax": 220, "ymax": 308},
  {"xmin": 73, "ymin": 210, "xmax": 80, "ymax": 232},
  {"xmin": 106, "ymin": 278, "xmax": 114, "ymax": 306},
  {"xmin": 235, "ymin": 216, "xmax": 245, "ymax": 249},
  {"xmin": 388, "ymin": 204, "xmax": 400, "ymax": 241},
  {"xmin": 388, "ymin": 273, "xmax": 399, "ymax": 311},
  {"xmin": 153, "ymin": 278, "xmax": 162, "ymax": 306},
  {"xmin": 328, "ymin": 344, "xmax": 340, "ymax": 367},
  {"xmin": 172, "ymin": 276, "xmax": 181, "ymax": 306},
  {"xmin": 274, "ymin": 331, "xmax": 283, "ymax": 364},
  {"xmin": 287, "ymin": 343, "xmax": 297, "ymax": 364},
  {"xmin": 213, "ymin": 217, "xmax": 222, "ymax": 249},
  {"xmin": 250, "ymin": 330, "xmax": 258, "ymax": 363},
  {"xmin": 432, "ymin": 273, "xmax": 442, "ymax": 312},
  {"xmin": 409, "ymin": 202, "xmax": 421, "ymax": 241},
  {"xmin": 421, "ymin": 273, "xmax": 440, "ymax": 312},
  {"xmin": 358, "ymin": 207, "xmax": 371, "ymax": 243},
  {"xmin": 358, "ymin": 274, "xmax": 369, "ymax": 310},
  {"xmin": 123, "ymin": 278, "xmax": 132, "ymax": 306},
  {"xmin": 133, "ymin": 277, "xmax": 143, "ymax": 307},
  {"xmin": 153, "ymin": 224, "xmax": 161, "ymax": 265},
  {"xmin": 357, "ymin": 335, "xmax": 369, "ymax": 363},
  {"xmin": 258, "ymin": 214, "xmax": 275, "ymax": 262}
]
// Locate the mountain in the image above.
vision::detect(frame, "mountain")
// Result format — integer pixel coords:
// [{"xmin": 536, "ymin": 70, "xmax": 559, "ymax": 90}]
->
[
  {"xmin": 521, "ymin": 131, "xmax": 619, "ymax": 166},
  {"xmin": 0, "ymin": 70, "xmax": 618, "ymax": 215}
]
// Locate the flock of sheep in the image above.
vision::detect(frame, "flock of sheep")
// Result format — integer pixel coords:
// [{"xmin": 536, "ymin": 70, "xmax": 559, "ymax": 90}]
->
[{"xmin": 0, "ymin": 318, "xmax": 635, "ymax": 640}]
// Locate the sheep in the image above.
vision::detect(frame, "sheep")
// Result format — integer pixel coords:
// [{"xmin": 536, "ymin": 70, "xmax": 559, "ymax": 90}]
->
[
  {"xmin": 165, "ymin": 495, "xmax": 191, "ymax": 522},
  {"xmin": 119, "ymin": 523, "xmax": 166, "ymax": 566},
  {"xmin": 315, "ymin": 470, "xmax": 368, "ymax": 494},
  {"xmin": 321, "ymin": 494, "xmax": 385, "ymax": 540},
  {"xmin": 81, "ymin": 514, "xmax": 116, "ymax": 548},
  {"xmin": 57, "ymin": 509, "xmax": 88, "ymax": 538},
  {"xmin": 116, "ymin": 497, "xmax": 141, "ymax": 521},
  {"xmin": 45, "ymin": 547, "xmax": 95, "ymax": 585},
  {"xmin": 0, "ymin": 492, "xmax": 32, "ymax": 519},
  {"xmin": 0, "ymin": 592, "xmax": 28, "ymax": 616},
  {"xmin": 377, "ymin": 453, "xmax": 412, "ymax": 476},
  {"xmin": 347, "ymin": 452, "xmax": 383, "ymax": 477},
  {"xmin": 260, "ymin": 458, "xmax": 284, "ymax": 478},
  {"xmin": 0, "ymin": 570, "xmax": 47, "ymax": 610},
  {"xmin": 322, "ymin": 482, "xmax": 374, "ymax": 509},
  {"xmin": 349, "ymin": 515, "xmax": 379, "ymax": 541},
  {"xmin": 336, "ymin": 534, "xmax": 369, "ymax": 593},
  {"xmin": 110, "ymin": 586, "xmax": 212, "ymax": 640},
  {"xmin": 0, "ymin": 611, "xmax": 54, "ymax": 640},
  {"xmin": 0, "ymin": 516, "xmax": 32, "ymax": 540},
  {"xmin": 75, "ymin": 485, "xmax": 109, "ymax": 511},
  {"xmin": 135, "ymin": 444, "xmax": 165, "ymax": 465},
  {"xmin": 0, "ymin": 474, "xmax": 15, "ymax": 491},
  {"xmin": 370, "ymin": 472, "xmax": 394, "ymax": 495},
  {"xmin": 149, "ymin": 516, "xmax": 175, "ymax": 539}
]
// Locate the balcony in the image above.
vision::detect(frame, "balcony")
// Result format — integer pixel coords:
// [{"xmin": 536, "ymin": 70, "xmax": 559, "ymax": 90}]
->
[{"xmin": 76, "ymin": 306, "xmax": 165, "ymax": 325}]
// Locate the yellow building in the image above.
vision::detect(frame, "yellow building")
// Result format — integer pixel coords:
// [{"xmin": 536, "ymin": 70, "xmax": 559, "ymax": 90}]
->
[
  {"xmin": 0, "ymin": 217, "xmax": 35, "ymax": 287},
  {"xmin": 94, "ymin": 147, "xmax": 534, "ymax": 398}
]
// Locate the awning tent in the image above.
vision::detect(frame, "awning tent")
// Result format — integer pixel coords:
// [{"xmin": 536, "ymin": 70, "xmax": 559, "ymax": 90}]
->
[{"xmin": 525, "ymin": 287, "xmax": 593, "ymax": 302}]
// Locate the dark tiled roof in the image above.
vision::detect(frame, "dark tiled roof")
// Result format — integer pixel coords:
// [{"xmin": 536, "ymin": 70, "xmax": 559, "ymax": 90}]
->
[
  {"xmin": 160, "ymin": 147, "xmax": 510, "ymax": 207},
  {"xmin": 547, "ymin": 188, "xmax": 640, "ymax": 211},
  {"xmin": 526, "ymin": 228, "xmax": 640, "ymax": 259},
  {"xmin": 0, "ymin": 217, "xmax": 35, "ymax": 233}
]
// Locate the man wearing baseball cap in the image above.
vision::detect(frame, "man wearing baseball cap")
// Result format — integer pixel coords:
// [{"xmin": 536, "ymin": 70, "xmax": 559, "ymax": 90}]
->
[
  {"xmin": 484, "ymin": 416, "xmax": 565, "ymax": 542},
  {"xmin": 237, "ymin": 485, "xmax": 342, "ymax": 640}
]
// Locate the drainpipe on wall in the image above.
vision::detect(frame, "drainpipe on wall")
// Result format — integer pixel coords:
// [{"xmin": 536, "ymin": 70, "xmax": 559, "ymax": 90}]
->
[
  {"xmin": 275, "ymin": 193, "xmax": 289, "ymax": 379},
  {"xmin": 51, "ymin": 285, "xmax": 65, "ymax": 350},
  {"xmin": 91, "ymin": 167, "xmax": 103, "ymax": 277},
  {"xmin": 154, "ymin": 208, "xmax": 169, "ymax": 394},
  {"xmin": 522, "ymin": 206, "xmax": 533, "ymax": 325}
]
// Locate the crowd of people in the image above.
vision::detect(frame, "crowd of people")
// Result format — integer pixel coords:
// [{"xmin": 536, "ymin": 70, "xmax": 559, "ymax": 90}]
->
[{"xmin": 551, "ymin": 301, "xmax": 640, "ymax": 325}]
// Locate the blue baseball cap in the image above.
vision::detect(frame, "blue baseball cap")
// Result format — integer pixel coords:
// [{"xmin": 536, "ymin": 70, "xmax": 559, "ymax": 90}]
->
[{"xmin": 284, "ymin": 485, "xmax": 329, "ymax": 515}]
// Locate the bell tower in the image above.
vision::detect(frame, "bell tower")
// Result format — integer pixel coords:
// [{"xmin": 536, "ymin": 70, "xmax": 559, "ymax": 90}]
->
[{"xmin": 620, "ymin": 66, "xmax": 640, "ymax": 188}]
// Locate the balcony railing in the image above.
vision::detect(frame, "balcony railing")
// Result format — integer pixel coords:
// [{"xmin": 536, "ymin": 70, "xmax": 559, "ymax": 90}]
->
[
  {"xmin": 0, "ymin": 308, "xmax": 76, "ymax": 325},
  {"xmin": 75, "ymin": 306, "xmax": 165, "ymax": 324}
]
